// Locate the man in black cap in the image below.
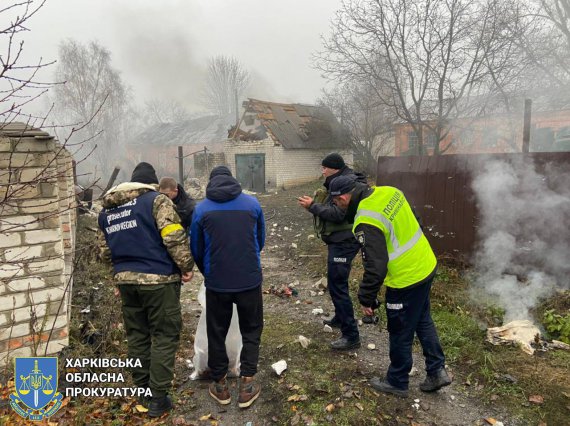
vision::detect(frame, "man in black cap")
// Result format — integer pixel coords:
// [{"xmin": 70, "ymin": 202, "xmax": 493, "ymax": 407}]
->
[
  {"xmin": 329, "ymin": 175, "xmax": 450, "ymax": 398},
  {"xmin": 298, "ymin": 153, "xmax": 366, "ymax": 350},
  {"xmin": 97, "ymin": 162, "xmax": 194, "ymax": 416}
]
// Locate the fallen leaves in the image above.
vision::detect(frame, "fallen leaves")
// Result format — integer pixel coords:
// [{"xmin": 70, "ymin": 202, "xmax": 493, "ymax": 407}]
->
[{"xmin": 288, "ymin": 394, "xmax": 309, "ymax": 402}]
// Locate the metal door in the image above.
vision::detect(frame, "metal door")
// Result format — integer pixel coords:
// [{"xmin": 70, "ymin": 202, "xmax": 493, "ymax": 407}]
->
[{"xmin": 235, "ymin": 154, "xmax": 265, "ymax": 192}]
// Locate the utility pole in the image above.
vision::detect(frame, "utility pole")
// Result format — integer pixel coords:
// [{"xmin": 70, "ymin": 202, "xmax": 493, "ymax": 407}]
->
[
  {"xmin": 522, "ymin": 99, "xmax": 532, "ymax": 153},
  {"xmin": 178, "ymin": 146, "xmax": 184, "ymax": 185}
]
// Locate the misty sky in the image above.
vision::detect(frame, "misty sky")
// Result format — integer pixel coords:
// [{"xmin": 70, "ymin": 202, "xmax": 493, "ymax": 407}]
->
[{"xmin": 24, "ymin": 0, "xmax": 343, "ymax": 112}]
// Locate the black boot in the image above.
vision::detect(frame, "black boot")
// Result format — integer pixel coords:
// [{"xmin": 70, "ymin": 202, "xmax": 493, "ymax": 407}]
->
[
  {"xmin": 330, "ymin": 336, "xmax": 361, "ymax": 350},
  {"xmin": 323, "ymin": 316, "xmax": 341, "ymax": 328},
  {"xmin": 148, "ymin": 395, "xmax": 172, "ymax": 417},
  {"xmin": 370, "ymin": 377, "xmax": 408, "ymax": 398},
  {"xmin": 419, "ymin": 368, "xmax": 452, "ymax": 392}
]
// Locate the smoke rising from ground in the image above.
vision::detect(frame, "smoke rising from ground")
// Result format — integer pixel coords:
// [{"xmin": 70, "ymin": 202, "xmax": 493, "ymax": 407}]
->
[{"xmin": 471, "ymin": 159, "xmax": 570, "ymax": 322}]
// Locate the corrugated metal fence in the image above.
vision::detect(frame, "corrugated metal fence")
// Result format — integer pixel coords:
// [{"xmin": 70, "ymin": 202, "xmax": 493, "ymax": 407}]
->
[{"xmin": 376, "ymin": 153, "xmax": 570, "ymax": 261}]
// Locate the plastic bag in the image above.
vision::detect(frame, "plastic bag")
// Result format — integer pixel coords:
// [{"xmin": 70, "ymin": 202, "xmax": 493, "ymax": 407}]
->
[{"xmin": 190, "ymin": 283, "xmax": 243, "ymax": 380}]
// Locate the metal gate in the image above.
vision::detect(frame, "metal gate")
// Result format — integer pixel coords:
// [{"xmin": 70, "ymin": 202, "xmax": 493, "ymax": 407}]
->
[{"xmin": 235, "ymin": 154, "xmax": 265, "ymax": 192}]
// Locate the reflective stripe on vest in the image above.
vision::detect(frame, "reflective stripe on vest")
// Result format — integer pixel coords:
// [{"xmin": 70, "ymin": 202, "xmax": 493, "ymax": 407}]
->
[{"xmin": 353, "ymin": 186, "xmax": 437, "ymax": 289}]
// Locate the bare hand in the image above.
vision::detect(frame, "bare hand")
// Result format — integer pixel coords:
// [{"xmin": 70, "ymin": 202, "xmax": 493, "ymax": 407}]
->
[
  {"xmin": 181, "ymin": 271, "xmax": 194, "ymax": 283},
  {"xmin": 298, "ymin": 195, "xmax": 314, "ymax": 209},
  {"xmin": 114, "ymin": 286, "xmax": 120, "ymax": 297},
  {"xmin": 361, "ymin": 306, "xmax": 374, "ymax": 316}
]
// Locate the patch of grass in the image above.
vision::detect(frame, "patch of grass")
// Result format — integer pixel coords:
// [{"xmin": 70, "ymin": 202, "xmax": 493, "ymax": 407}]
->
[{"xmin": 262, "ymin": 314, "xmax": 412, "ymax": 425}]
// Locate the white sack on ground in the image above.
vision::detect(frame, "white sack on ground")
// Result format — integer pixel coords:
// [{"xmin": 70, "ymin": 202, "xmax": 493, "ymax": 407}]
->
[{"xmin": 190, "ymin": 283, "xmax": 243, "ymax": 379}]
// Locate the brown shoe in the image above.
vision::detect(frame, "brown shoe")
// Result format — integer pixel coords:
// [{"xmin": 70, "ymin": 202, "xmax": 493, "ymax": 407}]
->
[
  {"xmin": 209, "ymin": 377, "xmax": 231, "ymax": 405},
  {"xmin": 238, "ymin": 376, "xmax": 260, "ymax": 409}
]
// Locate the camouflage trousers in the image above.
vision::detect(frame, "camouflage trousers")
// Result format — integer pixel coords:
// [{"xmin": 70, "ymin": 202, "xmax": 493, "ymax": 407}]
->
[{"xmin": 118, "ymin": 282, "xmax": 182, "ymax": 397}]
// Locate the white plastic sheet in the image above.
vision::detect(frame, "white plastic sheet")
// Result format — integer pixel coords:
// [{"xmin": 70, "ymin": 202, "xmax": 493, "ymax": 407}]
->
[{"xmin": 190, "ymin": 283, "xmax": 243, "ymax": 379}]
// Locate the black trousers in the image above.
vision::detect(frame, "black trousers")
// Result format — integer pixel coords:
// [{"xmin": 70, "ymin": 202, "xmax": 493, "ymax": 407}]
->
[
  {"xmin": 206, "ymin": 286, "xmax": 264, "ymax": 381},
  {"xmin": 327, "ymin": 239, "xmax": 361, "ymax": 340},
  {"xmin": 385, "ymin": 276, "xmax": 446, "ymax": 390}
]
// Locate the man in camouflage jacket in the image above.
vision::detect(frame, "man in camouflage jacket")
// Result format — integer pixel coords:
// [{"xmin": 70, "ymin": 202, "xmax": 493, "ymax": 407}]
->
[{"xmin": 97, "ymin": 162, "xmax": 194, "ymax": 417}]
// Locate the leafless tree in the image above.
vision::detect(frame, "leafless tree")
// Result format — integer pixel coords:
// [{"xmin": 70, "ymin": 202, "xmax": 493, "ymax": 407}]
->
[
  {"xmin": 0, "ymin": 0, "xmax": 53, "ymax": 124},
  {"xmin": 316, "ymin": 0, "xmax": 521, "ymax": 155},
  {"xmin": 142, "ymin": 98, "xmax": 190, "ymax": 124},
  {"xmin": 52, "ymin": 40, "xmax": 131, "ymax": 181},
  {"xmin": 201, "ymin": 55, "xmax": 250, "ymax": 118},
  {"xmin": 509, "ymin": 0, "xmax": 570, "ymax": 106},
  {"xmin": 320, "ymin": 81, "xmax": 395, "ymax": 174}
]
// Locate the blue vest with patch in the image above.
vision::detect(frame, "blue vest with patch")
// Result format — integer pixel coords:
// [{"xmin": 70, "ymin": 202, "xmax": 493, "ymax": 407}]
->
[{"xmin": 98, "ymin": 191, "xmax": 179, "ymax": 276}]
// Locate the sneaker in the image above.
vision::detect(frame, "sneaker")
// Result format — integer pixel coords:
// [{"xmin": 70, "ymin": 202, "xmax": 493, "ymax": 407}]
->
[
  {"xmin": 323, "ymin": 317, "xmax": 341, "ymax": 328},
  {"xmin": 419, "ymin": 368, "xmax": 452, "ymax": 392},
  {"xmin": 369, "ymin": 377, "xmax": 408, "ymax": 398},
  {"xmin": 238, "ymin": 376, "xmax": 261, "ymax": 409},
  {"xmin": 148, "ymin": 395, "xmax": 172, "ymax": 417},
  {"xmin": 209, "ymin": 377, "xmax": 231, "ymax": 405},
  {"xmin": 330, "ymin": 336, "xmax": 361, "ymax": 350}
]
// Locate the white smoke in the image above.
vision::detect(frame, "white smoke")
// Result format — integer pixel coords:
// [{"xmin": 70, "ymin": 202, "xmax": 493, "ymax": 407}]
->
[{"xmin": 471, "ymin": 158, "xmax": 570, "ymax": 322}]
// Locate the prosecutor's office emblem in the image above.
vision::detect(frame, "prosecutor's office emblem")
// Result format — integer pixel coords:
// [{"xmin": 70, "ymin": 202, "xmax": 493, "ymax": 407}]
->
[{"xmin": 10, "ymin": 357, "xmax": 63, "ymax": 421}]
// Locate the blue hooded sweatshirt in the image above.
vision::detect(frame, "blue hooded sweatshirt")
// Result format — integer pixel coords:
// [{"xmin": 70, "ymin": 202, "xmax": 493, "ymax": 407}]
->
[{"xmin": 190, "ymin": 175, "xmax": 265, "ymax": 292}]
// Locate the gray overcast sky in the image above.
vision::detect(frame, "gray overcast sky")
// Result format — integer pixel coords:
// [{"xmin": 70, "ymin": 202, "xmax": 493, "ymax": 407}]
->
[{"xmin": 25, "ymin": 0, "xmax": 343, "ymax": 111}]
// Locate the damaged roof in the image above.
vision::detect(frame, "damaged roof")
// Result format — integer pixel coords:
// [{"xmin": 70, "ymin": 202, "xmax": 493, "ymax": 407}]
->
[
  {"xmin": 131, "ymin": 115, "xmax": 234, "ymax": 146},
  {"xmin": 235, "ymin": 98, "xmax": 349, "ymax": 149}
]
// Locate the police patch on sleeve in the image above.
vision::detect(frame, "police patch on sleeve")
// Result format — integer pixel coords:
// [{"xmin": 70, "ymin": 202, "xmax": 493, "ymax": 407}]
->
[{"xmin": 355, "ymin": 231, "xmax": 365, "ymax": 246}]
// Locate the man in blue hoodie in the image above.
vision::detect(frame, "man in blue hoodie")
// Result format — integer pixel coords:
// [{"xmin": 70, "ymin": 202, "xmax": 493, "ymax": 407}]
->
[{"xmin": 190, "ymin": 166, "xmax": 265, "ymax": 409}]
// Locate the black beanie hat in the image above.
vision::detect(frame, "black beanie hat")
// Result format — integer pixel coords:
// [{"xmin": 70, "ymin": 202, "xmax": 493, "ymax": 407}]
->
[
  {"xmin": 131, "ymin": 162, "xmax": 159, "ymax": 185},
  {"xmin": 322, "ymin": 153, "xmax": 345, "ymax": 170},
  {"xmin": 209, "ymin": 165, "xmax": 232, "ymax": 179}
]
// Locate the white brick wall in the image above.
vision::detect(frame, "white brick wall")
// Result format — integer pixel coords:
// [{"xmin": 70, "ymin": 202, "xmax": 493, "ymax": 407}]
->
[
  {"xmin": 223, "ymin": 138, "xmax": 353, "ymax": 190},
  {"xmin": 0, "ymin": 129, "xmax": 73, "ymax": 365}
]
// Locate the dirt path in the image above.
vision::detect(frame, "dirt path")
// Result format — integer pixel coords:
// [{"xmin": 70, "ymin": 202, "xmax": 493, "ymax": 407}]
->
[{"xmin": 171, "ymin": 186, "xmax": 518, "ymax": 426}]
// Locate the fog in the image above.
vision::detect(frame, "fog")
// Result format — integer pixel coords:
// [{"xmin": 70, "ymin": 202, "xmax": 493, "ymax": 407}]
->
[{"xmin": 23, "ymin": 0, "xmax": 343, "ymax": 111}]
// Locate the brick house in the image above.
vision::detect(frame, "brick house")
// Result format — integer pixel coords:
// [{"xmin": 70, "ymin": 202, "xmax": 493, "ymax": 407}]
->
[
  {"xmin": 125, "ymin": 115, "xmax": 234, "ymax": 180},
  {"xmin": 223, "ymin": 99, "xmax": 353, "ymax": 192},
  {"xmin": 0, "ymin": 123, "xmax": 75, "ymax": 365},
  {"xmin": 394, "ymin": 109, "xmax": 570, "ymax": 155}
]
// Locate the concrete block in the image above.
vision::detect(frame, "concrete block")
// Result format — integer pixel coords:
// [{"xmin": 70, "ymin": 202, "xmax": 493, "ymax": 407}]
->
[
  {"xmin": 23, "ymin": 229, "xmax": 60, "ymax": 244},
  {"xmin": 13, "ymin": 138, "xmax": 55, "ymax": 152},
  {"xmin": 0, "ymin": 139, "xmax": 12, "ymax": 151},
  {"xmin": 8, "ymin": 277, "xmax": 47, "ymax": 292},
  {"xmin": 0, "ymin": 291, "xmax": 28, "ymax": 311},
  {"xmin": 0, "ymin": 214, "xmax": 39, "ymax": 232},
  {"xmin": 10, "ymin": 303, "xmax": 47, "ymax": 323},
  {"xmin": 29, "ymin": 286, "xmax": 66, "ymax": 305},
  {"xmin": 4, "ymin": 245, "xmax": 43, "ymax": 262},
  {"xmin": 0, "ymin": 322, "xmax": 30, "ymax": 340},
  {"xmin": 40, "ymin": 182, "xmax": 58, "ymax": 197},
  {"xmin": 26, "ymin": 258, "xmax": 65, "ymax": 275},
  {"xmin": 0, "ymin": 232, "xmax": 21, "ymax": 248},
  {"xmin": 19, "ymin": 167, "xmax": 49, "ymax": 182},
  {"xmin": 17, "ymin": 198, "xmax": 59, "ymax": 214},
  {"xmin": 0, "ymin": 262, "xmax": 25, "ymax": 279}
]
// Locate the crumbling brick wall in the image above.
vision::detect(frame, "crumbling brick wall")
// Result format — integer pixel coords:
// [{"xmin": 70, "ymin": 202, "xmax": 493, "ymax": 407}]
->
[{"xmin": 0, "ymin": 123, "xmax": 75, "ymax": 365}]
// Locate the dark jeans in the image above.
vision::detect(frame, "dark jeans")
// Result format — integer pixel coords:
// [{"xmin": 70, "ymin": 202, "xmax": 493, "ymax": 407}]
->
[
  {"xmin": 385, "ymin": 276, "xmax": 445, "ymax": 390},
  {"xmin": 119, "ymin": 282, "xmax": 182, "ymax": 398},
  {"xmin": 327, "ymin": 239, "xmax": 360, "ymax": 341},
  {"xmin": 206, "ymin": 286, "xmax": 264, "ymax": 381}
]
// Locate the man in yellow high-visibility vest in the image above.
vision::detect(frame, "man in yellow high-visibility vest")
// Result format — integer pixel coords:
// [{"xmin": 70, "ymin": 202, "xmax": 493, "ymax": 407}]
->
[{"xmin": 329, "ymin": 175, "xmax": 451, "ymax": 398}]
